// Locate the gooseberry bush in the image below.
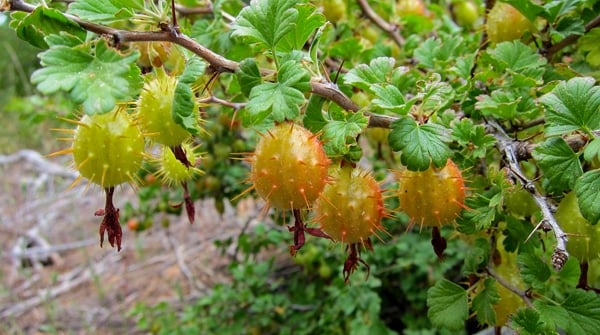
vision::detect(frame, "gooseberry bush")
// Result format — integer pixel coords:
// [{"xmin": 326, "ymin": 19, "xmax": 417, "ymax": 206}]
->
[{"xmin": 3, "ymin": 0, "xmax": 600, "ymax": 333}]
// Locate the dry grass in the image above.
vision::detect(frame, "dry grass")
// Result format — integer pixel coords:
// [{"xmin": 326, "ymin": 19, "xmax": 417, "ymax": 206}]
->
[{"xmin": 0, "ymin": 150, "xmax": 264, "ymax": 334}]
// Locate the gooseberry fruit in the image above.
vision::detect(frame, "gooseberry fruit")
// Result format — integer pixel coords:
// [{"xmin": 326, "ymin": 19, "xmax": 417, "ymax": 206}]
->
[
  {"xmin": 314, "ymin": 163, "xmax": 386, "ymax": 281},
  {"xmin": 486, "ymin": 2, "xmax": 533, "ymax": 44},
  {"xmin": 135, "ymin": 67, "xmax": 199, "ymax": 147},
  {"xmin": 248, "ymin": 122, "xmax": 330, "ymax": 210},
  {"xmin": 321, "ymin": 0, "xmax": 346, "ymax": 23},
  {"xmin": 396, "ymin": 159, "xmax": 466, "ymax": 228},
  {"xmin": 396, "ymin": 0, "xmax": 427, "ymax": 17},
  {"xmin": 155, "ymin": 142, "xmax": 202, "ymax": 186},
  {"xmin": 504, "ymin": 186, "xmax": 538, "ymax": 218},
  {"xmin": 492, "ymin": 239, "xmax": 526, "ymax": 326},
  {"xmin": 315, "ymin": 164, "xmax": 385, "ymax": 244},
  {"xmin": 452, "ymin": 0, "xmax": 479, "ymax": 28},
  {"xmin": 555, "ymin": 192, "xmax": 600, "ymax": 263},
  {"xmin": 71, "ymin": 107, "xmax": 145, "ymax": 188}
]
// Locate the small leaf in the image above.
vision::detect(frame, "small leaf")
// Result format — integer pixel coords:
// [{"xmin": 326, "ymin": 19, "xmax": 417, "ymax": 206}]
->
[
  {"xmin": 31, "ymin": 36, "xmax": 142, "ymax": 114},
  {"xmin": 486, "ymin": 41, "xmax": 547, "ymax": 79},
  {"xmin": 560, "ymin": 289, "xmax": 600, "ymax": 335},
  {"xmin": 303, "ymin": 94, "xmax": 327, "ymax": 133},
  {"xmin": 343, "ymin": 57, "xmax": 396, "ymax": 92},
  {"xmin": 472, "ymin": 278, "xmax": 500, "ymax": 326},
  {"xmin": 456, "ymin": 192, "xmax": 497, "ymax": 234},
  {"xmin": 579, "ymin": 28, "xmax": 600, "ymax": 67},
  {"xmin": 242, "ymin": 59, "xmax": 308, "ymax": 126},
  {"xmin": 463, "ymin": 238, "xmax": 491, "ymax": 274},
  {"xmin": 427, "ymin": 279, "xmax": 469, "ymax": 330},
  {"xmin": 575, "ymin": 170, "xmax": 600, "ymax": 225},
  {"xmin": 278, "ymin": 3, "xmax": 325, "ymax": 51},
  {"xmin": 371, "ymin": 84, "xmax": 411, "ymax": 115},
  {"xmin": 517, "ymin": 253, "xmax": 551, "ymax": 290},
  {"xmin": 12, "ymin": 7, "xmax": 86, "ymax": 49},
  {"xmin": 237, "ymin": 58, "xmax": 262, "ymax": 98},
  {"xmin": 389, "ymin": 118, "xmax": 452, "ymax": 171},
  {"xmin": 475, "ymin": 90, "xmax": 520, "ymax": 120},
  {"xmin": 532, "ymin": 137, "xmax": 582, "ymax": 194},
  {"xmin": 172, "ymin": 58, "xmax": 205, "ymax": 135},
  {"xmin": 540, "ymin": 77, "xmax": 600, "ymax": 136},
  {"xmin": 511, "ymin": 308, "xmax": 548, "ymax": 335},
  {"xmin": 322, "ymin": 112, "xmax": 368, "ymax": 156},
  {"xmin": 68, "ymin": 0, "xmax": 144, "ymax": 25},
  {"xmin": 231, "ymin": 0, "xmax": 298, "ymax": 51}
]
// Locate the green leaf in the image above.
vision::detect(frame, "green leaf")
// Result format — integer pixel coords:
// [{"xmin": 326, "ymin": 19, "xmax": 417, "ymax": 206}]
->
[
  {"xmin": 237, "ymin": 58, "xmax": 262, "ymax": 98},
  {"xmin": 503, "ymin": 0, "xmax": 545, "ymax": 22},
  {"xmin": 303, "ymin": 94, "xmax": 327, "ymax": 133},
  {"xmin": 456, "ymin": 190, "xmax": 498, "ymax": 234},
  {"xmin": 416, "ymin": 75, "xmax": 455, "ymax": 114},
  {"xmin": 575, "ymin": 170, "xmax": 600, "ymax": 225},
  {"xmin": 427, "ymin": 279, "xmax": 469, "ymax": 330},
  {"xmin": 486, "ymin": 41, "xmax": 547, "ymax": 79},
  {"xmin": 68, "ymin": 0, "xmax": 144, "ymax": 25},
  {"xmin": 231, "ymin": 0, "xmax": 298, "ymax": 51},
  {"xmin": 517, "ymin": 253, "xmax": 551, "ymax": 290},
  {"xmin": 31, "ymin": 36, "xmax": 142, "ymax": 114},
  {"xmin": 579, "ymin": 28, "xmax": 600, "ymax": 67},
  {"xmin": 322, "ymin": 112, "xmax": 368, "ymax": 156},
  {"xmin": 475, "ymin": 90, "xmax": 520, "ymax": 120},
  {"xmin": 540, "ymin": 77, "xmax": 600, "ymax": 136},
  {"xmin": 278, "ymin": 3, "xmax": 325, "ymax": 51},
  {"xmin": 343, "ymin": 57, "xmax": 396, "ymax": 92},
  {"xmin": 472, "ymin": 278, "xmax": 500, "ymax": 326},
  {"xmin": 172, "ymin": 58, "xmax": 205, "ymax": 135},
  {"xmin": 371, "ymin": 84, "xmax": 411, "ymax": 115},
  {"xmin": 11, "ymin": 7, "xmax": 86, "ymax": 49},
  {"xmin": 413, "ymin": 34, "xmax": 463, "ymax": 69},
  {"xmin": 559, "ymin": 289, "xmax": 600, "ymax": 335},
  {"xmin": 389, "ymin": 118, "xmax": 452, "ymax": 171},
  {"xmin": 243, "ymin": 59, "xmax": 309, "ymax": 125},
  {"xmin": 583, "ymin": 138, "xmax": 600, "ymax": 164},
  {"xmin": 463, "ymin": 237, "xmax": 491, "ymax": 274},
  {"xmin": 511, "ymin": 308, "xmax": 548, "ymax": 335},
  {"xmin": 544, "ymin": 0, "xmax": 583, "ymax": 22},
  {"xmin": 532, "ymin": 137, "xmax": 583, "ymax": 194}
]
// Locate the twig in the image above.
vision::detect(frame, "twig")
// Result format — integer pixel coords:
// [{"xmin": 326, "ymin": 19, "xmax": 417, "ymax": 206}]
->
[
  {"xmin": 545, "ymin": 14, "xmax": 600, "ymax": 59},
  {"xmin": 0, "ymin": 149, "xmax": 78, "ymax": 179},
  {"xmin": 488, "ymin": 120, "xmax": 568, "ymax": 270},
  {"xmin": 198, "ymin": 95, "xmax": 246, "ymax": 110},
  {"xmin": 356, "ymin": 0, "xmax": 404, "ymax": 46}
]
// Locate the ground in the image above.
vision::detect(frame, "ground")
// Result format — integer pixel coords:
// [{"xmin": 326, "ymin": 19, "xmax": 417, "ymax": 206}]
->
[{"xmin": 0, "ymin": 149, "xmax": 265, "ymax": 334}]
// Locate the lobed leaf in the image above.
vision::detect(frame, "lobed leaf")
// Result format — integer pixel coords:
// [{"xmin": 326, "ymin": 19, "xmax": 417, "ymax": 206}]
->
[
  {"xmin": 427, "ymin": 279, "xmax": 469, "ymax": 330},
  {"xmin": 532, "ymin": 137, "xmax": 582, "ymax": 194},
  {"xmin": 68, "ymin": 0, "xmax": 144, "ymax": 25},
  {"xmin": 172, "ymin": 57, "xmax": 205, "ymax": 135},
  {"xmin": 343, "ymin": 57, "xmax": 396, "ymax": 92},
  {"xmin": 517, "ymin": 253, "xmax": 551, "ymax": 290},
  {"xmin": 575, "ymin": 170, "xmax": 600, "ymax": 225},
  {"xmin": 31, "ymin": 36, "xmax": 142, "ymax": 114},
  {"xmin": 389, "ymin": 117, "xmax": 452, "ymax": 171},
  {"xmin": 472, "ymin": 278, "xmax": 500, "ymax": 326},
  {"xmin": 11, "ymin": 7, "xmax": 86, "ymax": 49},
  {"xmin": 230, "ymin": 0, "xmax": 298, "ymax": 51},
  {"xmin": 540, "ymin": 77, "xmax": 600, "ymax": 136}
]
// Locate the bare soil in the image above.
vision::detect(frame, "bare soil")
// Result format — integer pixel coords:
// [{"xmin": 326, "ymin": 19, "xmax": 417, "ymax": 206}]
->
[{"xmin": 0, "ymin": 150, "xmax": 263, "ymax": 334}]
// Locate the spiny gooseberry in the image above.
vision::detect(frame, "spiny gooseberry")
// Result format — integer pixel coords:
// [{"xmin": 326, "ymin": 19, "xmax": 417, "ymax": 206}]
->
[
  {"xmin": 492, "ymin": 237, "xmax": 526, "ymax": 326},
  {"xmin": 135, "ymin": 67, "xmax": 199, "ymax": 147},
  {"xmin": 486, "ymin": 2, "xmax": 533, "ymax": 44},
  {"xmin": 68, "ymin": 107, "xmax": 145, "ymax": 188},
  {"xmin": 314, "ymin": 163, "xmax": 387, "ymax": 282},
  {"xmin": 396, "ymin": 159, "xmax": 466, "ymax": 229},
  {"xmin": 247, "ymin": 122, "xmax": 330, "ymax": 210},
  {"xmin": 315, "ymin": 164, "xmax": 386, "ymax": 245},
  {"xmin": 155, "ymin": 142, "xmax": 203, "ymax": 186}
]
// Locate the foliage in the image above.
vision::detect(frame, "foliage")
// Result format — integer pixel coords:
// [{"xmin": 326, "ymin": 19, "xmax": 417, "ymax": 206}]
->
[{"xmin": 4, "ymin": 0, "xmax": 600, "ymax": 333}]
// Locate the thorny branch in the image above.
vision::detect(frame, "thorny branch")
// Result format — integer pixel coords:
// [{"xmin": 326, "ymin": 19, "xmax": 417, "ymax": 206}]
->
[
  {"xmin": 488, "ymin": 120, "xmax": 569, "ymax": 270},
  {"xmin": 486, "ymin": 265, "xmax": 533, "ymax": 308},
  {"xmin": 545, "ymin": 14, "xmax": 600, "ymax": 59},
  {"xmin": 356, "ymin": 0, "xmax": 404, "ymax": 47}
]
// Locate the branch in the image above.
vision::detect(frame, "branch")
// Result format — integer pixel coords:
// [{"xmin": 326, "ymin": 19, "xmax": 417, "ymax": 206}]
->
[
  {"xmin": 486, "ymin": 266, "xmax": 533, "ymax": 308},
  {"xmin": 545, "ymin": 14, "xmax": 600, "ymax": 59},
  {"xmin": 356, "ymin": 0, "xmax": 404, "ymax": 46},
  {"xmin": 488, "ymin": 120, "xmax": 568, "ymax": 270}
]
